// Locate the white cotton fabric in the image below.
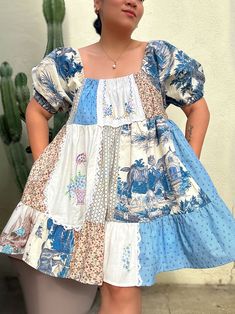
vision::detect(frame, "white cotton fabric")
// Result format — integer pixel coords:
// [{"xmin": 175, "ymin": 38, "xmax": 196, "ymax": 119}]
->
[
  {"xmin": 97, "ymin": 75, "xmax": 146, "ymax": 127},
  {"xmin": 103, "ymin": 222, "xmax": 140, "ymax": 286}
]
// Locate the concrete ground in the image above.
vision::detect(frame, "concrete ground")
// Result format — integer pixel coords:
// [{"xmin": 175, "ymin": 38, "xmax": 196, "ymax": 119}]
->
[{"xmin": 0, "ymin": 276, "xmax": 234, "ymax": 314}]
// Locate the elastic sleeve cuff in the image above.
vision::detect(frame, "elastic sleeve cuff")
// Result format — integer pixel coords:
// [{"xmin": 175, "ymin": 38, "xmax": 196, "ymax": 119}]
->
[{"xmin": 33, "ymin": 89, "xmax": 57, "ymax": 114}]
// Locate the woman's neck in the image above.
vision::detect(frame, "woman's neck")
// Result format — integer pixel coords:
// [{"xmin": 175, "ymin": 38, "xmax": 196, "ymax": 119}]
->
[{"xmin": 98, "ymin": 28, "xmax": 135, "ymax": 52}]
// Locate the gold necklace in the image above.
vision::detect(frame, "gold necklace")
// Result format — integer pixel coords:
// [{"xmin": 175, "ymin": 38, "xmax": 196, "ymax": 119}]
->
[{"xmin": 99, "ymin": 40, "xmax": 134, "ymax": 70}]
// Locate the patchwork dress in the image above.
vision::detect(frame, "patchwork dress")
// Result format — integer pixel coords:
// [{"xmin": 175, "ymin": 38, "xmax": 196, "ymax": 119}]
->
[{"xmin": 0, "ymin": 40, "xmax": 235, "ymax": 287}]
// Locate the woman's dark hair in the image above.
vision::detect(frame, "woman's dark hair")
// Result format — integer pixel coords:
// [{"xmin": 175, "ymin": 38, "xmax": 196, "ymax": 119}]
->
[{"xmin": 93, "ymin": 14, "xmax": 102, "ymax": 35}]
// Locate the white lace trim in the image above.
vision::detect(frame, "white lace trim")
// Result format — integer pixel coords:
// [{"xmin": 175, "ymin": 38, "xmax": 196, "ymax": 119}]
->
[
  {"xmin": 136, "ymin": 225, "xmax": 143, "ymax": 286},
  {"xmin": 17, "ymin": 201, "xmax": 84, "ymax": 232},
  {"xmin": 67, "ymin": 77, "xmax": 86, "ymax": 125},
  {"xmin": 86, "ymin": 130, "xmax": 103, "ymax": 211},
  {"xmin": 43, "ymin": 212, "xmax": 84, "ymax": 232}
]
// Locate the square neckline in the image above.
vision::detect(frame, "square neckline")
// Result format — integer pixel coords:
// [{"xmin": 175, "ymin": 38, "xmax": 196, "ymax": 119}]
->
[{"xmin": 75, "ymin": 40, "xmax": 152, "ymax": 81}]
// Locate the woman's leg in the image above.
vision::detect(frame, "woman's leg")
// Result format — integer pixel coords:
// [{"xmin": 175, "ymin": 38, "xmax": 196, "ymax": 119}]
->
[
  {"xmin": 9, "ymin": 257, "xmax": 98, "ymax": 314},
  {"xmin": 98, "ymin": 281, "xmax": 142, "ymax": 314}
]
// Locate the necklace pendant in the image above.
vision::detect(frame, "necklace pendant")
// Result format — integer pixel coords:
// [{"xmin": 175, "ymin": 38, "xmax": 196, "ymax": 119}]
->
[{"xmin": 112, "ymin": 61, "xmax": 117, "ymax": 69}]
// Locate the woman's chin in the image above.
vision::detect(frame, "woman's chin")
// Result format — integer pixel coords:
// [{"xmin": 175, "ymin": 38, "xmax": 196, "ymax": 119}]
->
[{"xmin": 114, "ymin": 20, "xmax": 137, "ymax": 33}]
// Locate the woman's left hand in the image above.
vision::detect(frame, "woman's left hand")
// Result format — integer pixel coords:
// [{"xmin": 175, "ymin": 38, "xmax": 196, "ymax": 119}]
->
[{"xmin": 181, "ymin": 97, "xmax": 210, "ymax": 159}]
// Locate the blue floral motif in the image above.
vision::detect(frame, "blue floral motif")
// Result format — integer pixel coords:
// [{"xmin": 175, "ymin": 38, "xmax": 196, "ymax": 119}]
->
[
  {"xmin": 124, "ymin": 100, "xmax": 135, "ymax": 114},
  {"xmin": 38, "ymin": 69, "xmax": 64, "ymax": 104},
  {"xmin": 144, "ymin": 40, "xmax": 205, "ymax": 108},
  {"xmin": 32, "ymin": 46, "xmax": 84, "ymax": 114},
  {"xmin": 131, "ymin": 117, "xmax": 171, "ymax": 152},
  {"xmin": 122, "ymin": 244, "xmax": 131, "ymax": 272},
  {"xmin": 146, "ymin": 118, "xmax": 156, "ymax": 130},
  {"xmin": 171, "ymin": 49, "xmax": 205, "ymax": 100},
  {"xmin": 66, "ymin": 171, "xmax": 86, "ymax": 205},
  {"xmin": 2, "ymin": 244, "xmax": 13, "ymax": 254},
  {"xmin": 103, "ymin": 104, "xmax": 113, "ymax": 116},
  {"xmin": 48, "ymin": 47, "xmax": 83, "ymax": 81},
  {"xmin": 66, "ymin": 154, "xmax": 87, "ymax": 205},
  {"xmin": 142, "ymin": 42, "xmax": 160, "ymax": 80},
  {"xmin": 121, "ymin": 124, "xmax": 131, "ymax": 135},
  {"xmin": 15, "ymin": 227, "xmax": 25, "ymax": 237},
  {"xmin": 101, "ymin": 76, "xmax": 136, "ymax": 120}
]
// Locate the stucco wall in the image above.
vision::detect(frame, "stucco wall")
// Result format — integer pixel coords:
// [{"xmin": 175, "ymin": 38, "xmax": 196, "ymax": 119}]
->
[{"xmin": 0, "ymin": 0, "xmax": 234, "ymax": 284}]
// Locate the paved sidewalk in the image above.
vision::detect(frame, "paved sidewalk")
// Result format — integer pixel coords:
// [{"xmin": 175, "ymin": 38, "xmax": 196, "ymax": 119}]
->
[
  {"xmin": 90, "ymin": 283, "xmax": 235, "ymax": 314},
  {"xmin": 0, "ymin": 277, "xmax": 234, "ymax": 314}
]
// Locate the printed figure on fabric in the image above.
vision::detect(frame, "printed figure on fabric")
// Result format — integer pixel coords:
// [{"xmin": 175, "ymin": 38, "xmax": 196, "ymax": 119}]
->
[
  {"xmin": 115, "ymin": 117, "xmax": 211, "ymax": 223},
  {"xmin": 37, "ymin": 218, "xmax": 74, "ymax": 278}
]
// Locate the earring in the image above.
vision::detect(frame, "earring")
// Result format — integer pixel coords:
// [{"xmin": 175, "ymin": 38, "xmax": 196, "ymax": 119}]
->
[{"xmin": 95, "ymin": 8, "xmax": 100, "ymax": 15}]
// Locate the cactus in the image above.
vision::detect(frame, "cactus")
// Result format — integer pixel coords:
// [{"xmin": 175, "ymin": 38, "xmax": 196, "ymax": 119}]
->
[
  {"xmin": 0, "ymin": 115, "xmax": 11, "ymax": 145},
  {"xmin": 0, "ymin": 63, "xmax": 22, "ymax": 142},
  {"xmin": 43, "ymin": 0, "xmax": 68, "ymax": 140},
  {"xmin": 0, "ymin": 0, "xmax": 67, "ymax": 193},
  {"xmin": 0, "ymin": 62, "xmax": 30, "ymax": 192},
  {"xmin": 43, "ymin": 0, "xmax": 65, "ymax": 56},
  {"xmin": 15, "ymin": 72, "xmax": 30, "ymax": 122}
]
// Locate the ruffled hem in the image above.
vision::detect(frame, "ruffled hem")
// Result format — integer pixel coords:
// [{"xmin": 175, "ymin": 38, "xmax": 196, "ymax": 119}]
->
[
  {"xmin": 0, "ymin": 202, "xmax": 105, "ymax": 286},
  {"xmin": 103, "ymin": 200, "xmax": 235, "ymax": 286},
  {"xmin": 0, "ymin": 200, "xmax": 235, "ymax": 287}
]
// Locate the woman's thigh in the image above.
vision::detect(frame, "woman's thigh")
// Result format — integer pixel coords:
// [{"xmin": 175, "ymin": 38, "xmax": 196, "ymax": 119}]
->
[{"xmin": 9, "ymin": 257, "xmax": 98, "ymax": 314}]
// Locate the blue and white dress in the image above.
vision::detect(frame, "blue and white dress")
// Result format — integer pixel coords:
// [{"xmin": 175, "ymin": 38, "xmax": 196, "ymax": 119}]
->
[{"xmin": 0, "ymin": 40, "xmax": 235, "ymax": 287}]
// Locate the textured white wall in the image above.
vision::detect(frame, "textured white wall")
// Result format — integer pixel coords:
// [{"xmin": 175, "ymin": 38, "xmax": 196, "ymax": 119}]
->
[{"xmin": 0, "ymin": 0, "xmax": 234, "ymax": 284}]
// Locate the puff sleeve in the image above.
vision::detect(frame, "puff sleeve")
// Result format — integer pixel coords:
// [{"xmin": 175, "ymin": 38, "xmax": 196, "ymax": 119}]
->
[
  {"xmin": 157, "ymin": 40, "xmax": 205, "ymax": 108},
  {"xmin": 31, "ymin": 47, "xmax": 75, "ymax": 114}
]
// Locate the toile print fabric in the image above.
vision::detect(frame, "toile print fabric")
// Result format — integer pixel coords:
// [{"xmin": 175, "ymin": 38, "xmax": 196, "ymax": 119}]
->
[{"xmin": 0, "ymin": 40, "xmax": 235, "ymax": 287}]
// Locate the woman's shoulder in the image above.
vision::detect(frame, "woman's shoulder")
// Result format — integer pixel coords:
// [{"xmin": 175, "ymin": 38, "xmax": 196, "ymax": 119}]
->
[
  {"xmin": 147, "ymin": 39, "xmax": 178, "ymax": 54},
  {"xmin": 41, "ymin": 46, "xmax": 83, "ymax": 81},
  {"xmin": 39, "ymin": 46, "xmax": 81, "ymax": 67},
  {"xmin": 76, "ymin": 43, "xmax": 98, "ymax": 52}
]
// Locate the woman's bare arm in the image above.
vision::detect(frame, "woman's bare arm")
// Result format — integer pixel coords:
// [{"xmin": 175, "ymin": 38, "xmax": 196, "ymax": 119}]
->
[
  {"xmin": 25, "ymin": 98, "xmax": 53, "ymax": 162},
  {"xmin": 181, "ymin": 97, "xmax": 210, "ymax": 159}
]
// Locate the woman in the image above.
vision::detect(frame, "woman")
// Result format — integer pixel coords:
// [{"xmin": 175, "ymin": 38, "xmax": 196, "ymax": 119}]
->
[{"xmin": 1, "ymin": 0, "xmax": 235, "ymax": 314}]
